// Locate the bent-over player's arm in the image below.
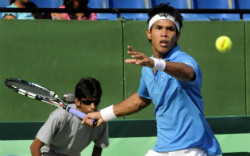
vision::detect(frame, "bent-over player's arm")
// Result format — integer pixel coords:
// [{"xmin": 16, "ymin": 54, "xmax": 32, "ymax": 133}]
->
[
  {"xmin": 30, "ymin": 137, "xmax": 44, "ymax": 156},
  {"xmin": 92, "ymin": 145, "xmax": 103, "ymax": 156}
]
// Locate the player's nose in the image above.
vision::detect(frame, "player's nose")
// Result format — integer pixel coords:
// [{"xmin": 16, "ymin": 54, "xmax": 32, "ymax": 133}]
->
[{"xmin": 161, "ymin": 29, "xmax": 168, "ymax": 37}]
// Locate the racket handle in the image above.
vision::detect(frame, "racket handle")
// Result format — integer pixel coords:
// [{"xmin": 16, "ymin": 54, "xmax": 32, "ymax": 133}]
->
[{"xmin": 68, "ymin": 107, "xmax": 97, "ymax": 126}]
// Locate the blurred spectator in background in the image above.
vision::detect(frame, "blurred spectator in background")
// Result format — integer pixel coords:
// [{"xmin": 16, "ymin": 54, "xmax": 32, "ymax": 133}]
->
[
  {"xmin": 2, "ymin": 0, "xmax": 44, "ymax": 19},
  {"xmin": 51, "ymin": 0, "xmax": 97, "ymax": 20}
]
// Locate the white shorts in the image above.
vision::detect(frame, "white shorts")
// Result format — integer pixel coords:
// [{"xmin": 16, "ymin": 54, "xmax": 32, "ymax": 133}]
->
[{"xmin": 145, "ymin": 148, "xmax": 208, "ymax": 156}]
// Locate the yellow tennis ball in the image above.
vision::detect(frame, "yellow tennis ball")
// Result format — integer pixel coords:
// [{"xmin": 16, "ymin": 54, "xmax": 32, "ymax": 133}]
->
[{"xmin": 215, "ymin": 36, "xmax": 232, "ymax": 53}]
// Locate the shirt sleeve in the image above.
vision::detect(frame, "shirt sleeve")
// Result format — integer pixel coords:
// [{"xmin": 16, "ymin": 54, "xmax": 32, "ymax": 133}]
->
[
  {"xmin": 172, "ymin": 52, "xmax": 202, "ymax": 87},
  {"xmin": 36, "ymin": 109, "xmax": 66, "ymax": 145},
  {"xmin": 93, "ymin": 122, "xmax": 109, "ymax": 148}
]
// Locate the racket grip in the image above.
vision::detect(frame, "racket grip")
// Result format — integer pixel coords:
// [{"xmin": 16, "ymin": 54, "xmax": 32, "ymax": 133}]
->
[{"xmin": 68, "ymin": 107, "xmax": 97, "ymax": 126}]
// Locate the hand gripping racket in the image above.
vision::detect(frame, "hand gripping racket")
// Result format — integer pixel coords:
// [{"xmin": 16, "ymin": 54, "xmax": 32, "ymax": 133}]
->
[{"xmin": 4, "ymin": 78, "xmax": 97, "ymax": 126}]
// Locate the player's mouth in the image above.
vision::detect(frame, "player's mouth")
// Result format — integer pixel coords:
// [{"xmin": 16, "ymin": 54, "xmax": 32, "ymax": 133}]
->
[{"xmin": 160, "ymin": 40, "xmax": 169, "ymax": 47}]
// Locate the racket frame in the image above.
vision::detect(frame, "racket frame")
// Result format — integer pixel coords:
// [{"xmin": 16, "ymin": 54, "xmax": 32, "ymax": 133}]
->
[{"xmin": 4, "ymin": 78, "xmax": 97, "ymax": 125}]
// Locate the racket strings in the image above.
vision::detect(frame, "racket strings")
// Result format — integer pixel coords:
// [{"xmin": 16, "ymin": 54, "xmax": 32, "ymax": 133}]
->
[{"xmin": 10, "ymin": 81, "xmax": 54, "ymax": 99}]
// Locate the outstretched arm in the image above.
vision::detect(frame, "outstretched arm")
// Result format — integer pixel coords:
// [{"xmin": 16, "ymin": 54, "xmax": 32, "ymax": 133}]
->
[
  {"xmin": 125, "ymin": 45, "xmax": 195, "ymax": 81},
  {"xmin": 82, "ymin": 93, "xmax": 151, "ymax": 126}
]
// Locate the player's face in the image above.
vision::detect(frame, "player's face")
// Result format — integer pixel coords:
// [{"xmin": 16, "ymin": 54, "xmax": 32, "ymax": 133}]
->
[
  {"xmin": 75, "ymin": 98, "xmax": 99, "ymax": 114},
  {"xmin": 147, "ymin": 19, "xmax": 180, "ymax": 56}
]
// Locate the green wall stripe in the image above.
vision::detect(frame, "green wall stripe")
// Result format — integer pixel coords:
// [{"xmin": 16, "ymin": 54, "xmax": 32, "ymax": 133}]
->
[{"xmin": 1, "ymin": 116, "xmax": 249, "ymax": 140}]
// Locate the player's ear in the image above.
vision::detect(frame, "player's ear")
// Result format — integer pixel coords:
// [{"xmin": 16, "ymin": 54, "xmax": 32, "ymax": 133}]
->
[
  {"xmin": 75, "ymin": 98, "xmax": 81, "ymax": 107},
  {"xmin": 146, "ymin": 28, "xmax": 152, "ymax": 40}
]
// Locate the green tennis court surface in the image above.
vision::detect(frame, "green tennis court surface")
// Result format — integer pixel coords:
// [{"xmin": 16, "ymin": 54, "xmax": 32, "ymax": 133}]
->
[{"xmin": 1, "ymin": 135, "xmax": 250, "ymax": 156}]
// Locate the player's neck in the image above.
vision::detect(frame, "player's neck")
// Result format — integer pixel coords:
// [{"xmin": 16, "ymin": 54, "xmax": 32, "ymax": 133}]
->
[{"xmin": 152, "ymin": 51, "xmax": 167, "ymax": 59}]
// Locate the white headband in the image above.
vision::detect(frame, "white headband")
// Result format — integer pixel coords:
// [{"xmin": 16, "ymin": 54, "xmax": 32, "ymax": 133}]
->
[{"xmin": 148, "ymin": 13, "xmax": 180, "ymax": 31}]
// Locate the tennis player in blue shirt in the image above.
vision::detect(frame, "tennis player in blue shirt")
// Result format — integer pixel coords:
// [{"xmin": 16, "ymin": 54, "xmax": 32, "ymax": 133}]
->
[{"xmin": 83, "ymin": 4, "xmax": 222, "ymax": 156}]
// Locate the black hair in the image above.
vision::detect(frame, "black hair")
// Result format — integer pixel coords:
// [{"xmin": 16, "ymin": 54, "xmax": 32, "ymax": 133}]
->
[
  {"xmin": 147, "ymin": 3, "xmax": 183, "ymax": 32},
  {"xmin": 75, "ymin": 77, "xmax": 102, "ymax": 100},
  {"xmin": 64, "ymin": 0, "xmax": 90, "ymax": 19}
]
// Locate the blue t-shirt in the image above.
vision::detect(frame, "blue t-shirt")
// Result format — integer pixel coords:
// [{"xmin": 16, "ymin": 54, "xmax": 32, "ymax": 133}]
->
[
  {"xmin": 2, "ymin": 3, "xmax": 34, "ymax": 19},
  {"xmin": 138, "ymin": 46, "xmax": 222, "ymax": 155}
]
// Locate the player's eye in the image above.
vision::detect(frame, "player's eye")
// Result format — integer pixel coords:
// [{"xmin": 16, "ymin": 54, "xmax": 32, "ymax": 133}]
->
[
  {"xmin": 167, "ymin": 26, "xmax": 175, "ymax": 31},
  {"xmin": 155, "ymin": 25, "xmax": 162, "ymax": 30},
  {"xmin": 80, "ymin": 99, "xmax": 100, "ymax": 106}
]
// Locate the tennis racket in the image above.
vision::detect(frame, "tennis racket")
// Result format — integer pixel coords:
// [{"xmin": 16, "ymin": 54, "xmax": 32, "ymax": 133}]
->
[{"xmin": 4, "ymin": 78, "xmax": 97, "ymax": 126}]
